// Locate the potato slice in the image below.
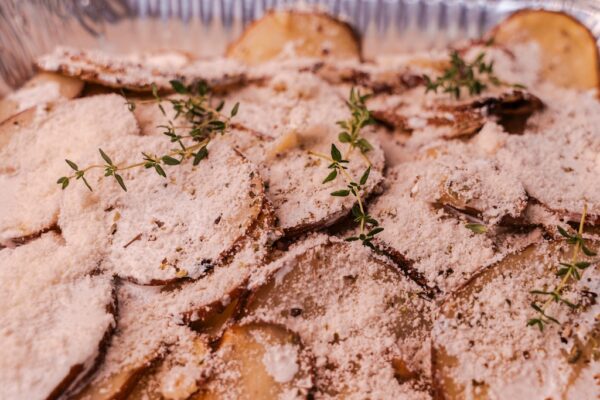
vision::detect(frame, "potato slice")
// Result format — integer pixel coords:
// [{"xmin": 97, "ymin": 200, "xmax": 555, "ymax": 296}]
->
[
  {"xmin": 73, "ymin": 356, "xmax": 161, "ymax": 400},
  {"xmin": 492, "ymin": 9, "xmax": 600, "ymax": 91},
  {"xmin": 370, "ymin": 89, "xmax": 543, "ymax": 137},
  {"xmin": 0, "ymin": 94, "xmax": 140, "ymax": 246},
  {"xmin": 0, "ymin": 72, "xmax": 83, "ymax": 123},
  {"xmin": 226, "ymin": 11, "xmax": 361, "ymax": 64},
  {"xmin": 224, "ymin": 125, "xmax": 385, "ymax": 237},
  {"xmin": 193, "ymin": 323, "xmax": 315, "ymax": 399},
  {"xmin": 243, "ymin": 237, "xmax": 433, "ymax": 398},
  {"xmin": 59, "ymin": 137, "xmax": 268, "ymax": 285},
  {"xmin": 432, "ymin": 240, "xmax": 600, "ymax": 399},
  {"xmin": 122, "ymin": 337, "xmax": 211, "ymax": 400},
  {"xmin": 36, "ymin": 47, "xmax": 246, "ymax": 93},
  {"xmin": 368, "ymin": 159, "xmax": 537, "ymax": 295},
  {"xmin": 0, "ymin": 234, "xmax": 117, "ymax": 400}
]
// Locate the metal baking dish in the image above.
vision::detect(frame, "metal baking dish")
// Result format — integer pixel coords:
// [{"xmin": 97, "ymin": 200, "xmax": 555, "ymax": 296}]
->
[{"xmin": 1, "ymin": 0, "xmax": 599, "ymax": 95}]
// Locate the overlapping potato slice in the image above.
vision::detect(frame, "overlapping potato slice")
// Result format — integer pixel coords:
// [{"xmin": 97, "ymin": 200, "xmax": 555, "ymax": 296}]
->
[
  {"xmin": 36, "ymin": 47, "xmax": 247, "ymax": 93},
  {"xmin": 134, "ymin": 71, "xmax": 385, "ymax": 238},
  {"xmin": 243, "ymin": 236, "xmax": 433, "ymax": 398},
  {"xmin": 59, "ymin": 135, "xmax": 268, "ymax": 285},
  {"xmin": 496, "ymin": 93, "xmax": 600, "ymax": 225},
  {"xmin": 0, "ymin": 94, "xmax": 139, "ymax": 246},
  {"xmin": 368, "ymin": 160, "xmax": 539, "ymax": 294},
  {"xmin": 492, "ymin": 9, "xmax": 600, "ymax": 91},
  {"xmin": 224, "ymin": 125, "xmax": 385, "ymax": 236},
  {"xmin": 432, "ymin": 240, "xmax": 600, "ymax": 399},
  {"xmin": 74, "ymin": 355, "xmax": 162, "ymax": 400},
  {"xmin": 370, "ymin": 88, "xmax": 543, "ymax": 139},
  {"xmin": 0, "ymin": 72, "xmax": 83, "ymax": 123},
  {"xmin": 312, "ymin": 62, "xmax": 425, "ymax": 95},
  {"xmin": 226, "ymin": 11, "xmax": 361, "ymax": 64},
  {"xmin": 179, "ymin": 205, "xmax": 278, "ymax": 328},
  {"xmin": 0, "ymin": 233, "xmax": 117, "ymax": 400},
  {"xmin": 74, "ymin": 281, "xmax": 197, "ymax": 400},
  {"xmin": 76, "ymin": 202, "xmax": 278, "ymax": 399},
  {"xmin": 217, "ymin": 68, "xmax": 350, "ymax": 139},
  {"xmin": 35, "ymin": 47, "xmax": 177, "ymax": 92},
  {"xmin": 193, "ymin": 322, "xmax": 315, "ymax": 399}
]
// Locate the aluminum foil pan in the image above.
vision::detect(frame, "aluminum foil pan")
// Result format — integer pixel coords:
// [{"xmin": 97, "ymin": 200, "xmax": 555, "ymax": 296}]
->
[{"xmin": 1, "ymin": 0, "xmax": 599, "ymax": 95}]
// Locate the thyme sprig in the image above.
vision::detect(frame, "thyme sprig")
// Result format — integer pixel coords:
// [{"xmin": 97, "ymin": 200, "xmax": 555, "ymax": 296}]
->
[
  {"xmin": 309, "ymin": 88, "xmax": 382, "ymax": 249},
  {"xmin": 57, "ymin": 80, "xmax": 239, "ymax": 191},
  {"xmin": 528, "ymin": 205, "xmax": 597, "ymax": 332},
  {"xmin": 423, "ymin": 51, "xmax": 524, "ymax": 99},
  {"xmin": 337, "ymin": 88, "xmax": 375, "ymax": 161}
]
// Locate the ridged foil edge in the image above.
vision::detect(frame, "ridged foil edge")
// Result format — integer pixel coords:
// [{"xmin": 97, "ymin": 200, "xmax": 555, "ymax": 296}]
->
[{"xmin": 0, "ymin": 0, "xmax": 599, "ymax": 94}]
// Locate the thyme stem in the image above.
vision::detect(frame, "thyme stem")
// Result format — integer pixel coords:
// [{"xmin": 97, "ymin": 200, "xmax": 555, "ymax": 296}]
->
[
  {"xmin": 310, "ymin": 88, "xmax": 383, "ymax": 249},
  {"xmin": 528, "ymin": 203, "xmax": 597, "ymax": 331}
]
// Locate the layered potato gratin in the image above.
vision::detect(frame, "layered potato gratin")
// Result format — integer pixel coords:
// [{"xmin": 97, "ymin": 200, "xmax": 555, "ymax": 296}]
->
[{"xmin": 1, "ymin": 8, "xmax": 599, "ymax": 400}]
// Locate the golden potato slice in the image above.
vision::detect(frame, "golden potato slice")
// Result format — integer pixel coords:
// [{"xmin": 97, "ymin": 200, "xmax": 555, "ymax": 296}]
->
[
  {"xmin": 73, "ymin": 356, "xmax": 161, "ymax": 400},
  {"xmin": 193, "ymin": 323, "xmax": 315, "ymax": 399},
  {"xmin": 0, "ymin": 72, "xmax": 83, "ymax": 123},
  {"xmin": 492, "ymin": 10, "xmax": 600, "ymax": 91},
  {"xmin": 125, "ymin": 338, "xmax": 210, "ymax": 400},
  {"xmin": 226, "ymin": 11, "xmax": 361, "ymax": 64},
  {"xmin": 432, "ymin": 240, "xmax": 600, "ymax": 399}
]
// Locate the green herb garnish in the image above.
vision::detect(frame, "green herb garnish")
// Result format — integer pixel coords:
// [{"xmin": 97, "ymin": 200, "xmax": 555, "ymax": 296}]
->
[
  {"xmin": 423, "ymin": 51, "xmax": 522, "ymax": 99},
  {"xmin": 57, "ymin": 80, "xmax": 239, "ymax": 192},
  {"xmin": 528, "ymin": 204, "xmax": 597, "ymax": 331},
  {"xmin": 310, "ymin": 88, "xmax": 382, "ymax": 249}
]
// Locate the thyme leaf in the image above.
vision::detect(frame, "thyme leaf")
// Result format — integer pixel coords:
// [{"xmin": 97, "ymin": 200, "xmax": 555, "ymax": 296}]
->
[{"xmin": 465, "ymin": 223, "xmax": 487, "ymax": 234}]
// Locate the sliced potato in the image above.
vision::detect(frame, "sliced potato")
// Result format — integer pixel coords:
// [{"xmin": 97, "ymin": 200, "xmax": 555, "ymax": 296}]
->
[
  {"xmin": 492, "ymin": 9, "xmax": 600, "ymax": 91},
  {"xmin": 432, "ymin": 240, "xmax": 600, "ymax": 399},
  {"xmin": 370, "ymin": 89, "xmax": 543, "ymax": 137},
  {"xmin": 312, "ymin": 63, "xmax": 425, "ymax": 95},
  {"xmin": 59, "ymin": 137, "xmax": 268, "ymax": 285},
  {"xmin": 36, "ymin": 47, "xmax": 246, "ymax": 93},
  {"xmin": 226, "ymin": 11, "xmax": 361, "ymax": 64},
  {"xmin": 125, "ymin": 337, "xmax": 211, "ymax": 400},
  {"xmin": 243, "ymin": 238, "xmax": 433, "ymax": 397},
  {"xmin": 193, "ymin": 323, "xmax": 315, "ymax": 399},
  {"xmin": 0, "ymin": 233, "xmax": 118, "ymax": 400},
  {"xmin": 223, "ymin": 125, "xmax": 385, "ymax": 237},
  {"xmin": 0, "ymin": 94, "xmax": 139, "ymax": 246},
  {"xmin": 368, "ymin": 159, "xmax": 537, "ymax": 294},
  {"xmin": 0, "ymin": 72, "xmax": 83, "ymax": 123},
  {"xmin": 73, "ymin": 356, "xmax": 161, "ymax": 400}
]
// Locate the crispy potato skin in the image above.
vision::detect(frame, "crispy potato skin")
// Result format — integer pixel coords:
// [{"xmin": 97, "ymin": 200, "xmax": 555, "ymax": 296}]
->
[
  {"xmin": 491, "ymin": 9, "xmax": 600, "ymax": 92},
  {"xmin": 226, "ymin": 10, "xmax": 362, "ymax": 64}
]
